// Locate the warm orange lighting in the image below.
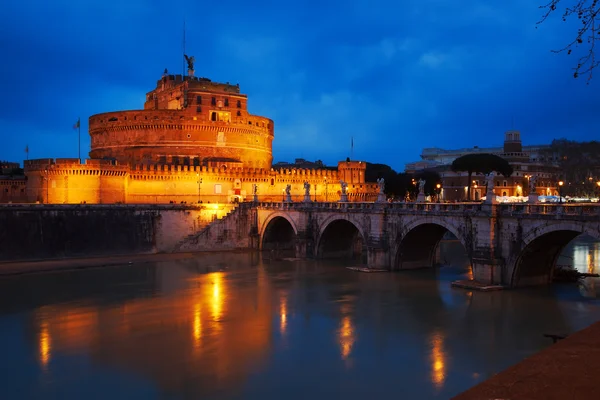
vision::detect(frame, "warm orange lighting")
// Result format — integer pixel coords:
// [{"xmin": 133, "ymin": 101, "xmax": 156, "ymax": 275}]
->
[
  {"xmin": 596, "ymin": 181, "xmax": 600, "ymax": 187},
  {"xmin": 279, "ymin": 294, "xmax": 287, "ymax": 334},
  {"xmin": 39, "ymin": 322, "xmax": 51, "ymax": 368},
  {"xmin": 436, "ymin": 184, "xmax": 441, "ymax": 189},
  {"xmin": 193, "ymin": 302, "xmax": 202, "ymax": 349},
  {"xmin": 559, "ymin": 181, "xmax": 564, "ymax": 186},
  {"xmin": 430, "ymin": 331, "xmax": 446, "ymax": 389},
  {"xmin": 211, "ymin": 272, "xmax": 224, "ymax": 323},
  {"xmin": 338, "ymin": 315, "xmax": 355, "ymax": 360}
]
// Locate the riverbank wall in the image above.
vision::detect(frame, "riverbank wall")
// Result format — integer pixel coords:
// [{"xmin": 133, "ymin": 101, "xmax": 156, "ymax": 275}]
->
[{"xmin": 0, "ymin": 204, "xmax": 245, "ymax": 262}]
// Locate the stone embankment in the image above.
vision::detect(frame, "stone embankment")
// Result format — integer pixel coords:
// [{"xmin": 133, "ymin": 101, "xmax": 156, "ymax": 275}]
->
[
  {"xmin": 452, "ymin": 321, "xmax": 600, "ymax": 399},
  {"xmin": 0, "ymin": 203, "xmax": 244, "ymax": 267}
]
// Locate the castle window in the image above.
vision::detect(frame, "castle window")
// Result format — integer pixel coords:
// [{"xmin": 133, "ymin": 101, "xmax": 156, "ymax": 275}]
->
[
  {"xmin": 196, "ymin": 106, "xmax": 202, "ymax": 113},
  {"xmin": 196, "ymin": 95, "xmax": 202, "ymax": 104},
  {"xmin": 211, "ymin": 97, "xmax": 216, "ymax": 106},
  {"xmin": 211, "ymin": 112, "xmax": 217, "ymax": 121},
  {"xmin": 237, "ymin": 110, "xmax": 241, "ymax": 116},
  {"xmin": 237, "ymin": 100, "xmax": 241, "ymax": 108},
  {"xmin": 248, "ymin": 121, "xmax": 252, "ymax": 125},
  {"xmin": 224, "ymin": 98, "xmax": 229, "ymax": 107},
  {"xmin": 503, "ymin": 181, "xmax": 507, "ymax": 187}
]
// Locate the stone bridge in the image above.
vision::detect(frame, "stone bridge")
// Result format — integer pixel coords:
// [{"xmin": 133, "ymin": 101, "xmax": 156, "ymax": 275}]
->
[{"xmin": 244, "ymin": 201, "xmax": 600, "ymax": 287}]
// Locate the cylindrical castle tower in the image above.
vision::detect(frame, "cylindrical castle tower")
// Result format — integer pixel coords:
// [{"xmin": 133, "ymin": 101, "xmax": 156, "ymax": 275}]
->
[{"xmin": 89, "ymin": 74, "xmax": 274, "ymax": 169}]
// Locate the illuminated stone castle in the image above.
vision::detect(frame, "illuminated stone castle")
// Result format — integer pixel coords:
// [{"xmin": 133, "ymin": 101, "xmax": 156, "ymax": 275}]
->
[{"xmin": 22, "ymin": 69, "xmax": 377, "ymax": 204}]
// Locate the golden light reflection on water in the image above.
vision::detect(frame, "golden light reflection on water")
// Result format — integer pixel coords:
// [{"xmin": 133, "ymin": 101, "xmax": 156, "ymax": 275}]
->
[
  {"xmin": 337, "ymin": 303, "xmax": 356, "ymax": 361},
  {"xmin": 430, "ymin": 331, "xmax": 446, "ymax": 389},
  {"xmin": 279, "ymin": 294, "xmax": 287, "ymax": 334},
  {"xmin": 39, "ymin": 322, "xmax": 51, "ymax": 368},
  {"xmin": 211, "ymin": 272, "xmax": 225, "ymax": 324},
  {"xmin": 193, "ymin": 302, "xmax": 202, "ymax": 349}
]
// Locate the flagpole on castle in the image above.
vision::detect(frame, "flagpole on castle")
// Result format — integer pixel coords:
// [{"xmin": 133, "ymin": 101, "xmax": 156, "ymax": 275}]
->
[
  {"xmin": 73, "ymin": 117, "xmax": 81, "ymax": 161},
  {"xmin": 78, "ymin": 117, "xmax": 81, "ymax": 161}
]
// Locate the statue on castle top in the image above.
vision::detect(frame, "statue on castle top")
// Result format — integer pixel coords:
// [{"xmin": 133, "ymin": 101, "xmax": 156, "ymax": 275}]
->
[
  {"xmin": 303, "ymin": 181, "xmax": 311, "ymax": 196},
  {"xmin": 418, "ymin": 179, "xmax": 426, "ymax": 194},
  {"xmin": 252, "ymin": 184, "xmax": 258, "ymax": 195},
  {"xmin": 377, "ymin": 178, "xmax": 385, "ymax": 194},
  {"xmin": 184, "ymin": 54, "xmax": 195, "ymax": 74},
  {"xmin": 285, "ymin": 184, "xmax": 292, "ymax": 195},
  {"xmin": 340, "ymin": 180, "xmax": 348, "ymax": 195}
]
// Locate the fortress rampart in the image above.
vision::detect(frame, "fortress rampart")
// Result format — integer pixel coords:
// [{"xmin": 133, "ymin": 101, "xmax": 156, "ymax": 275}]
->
[
  {"xmin": 89, "ymin": 110, "xmax": 273, "ymax": 169},
  {"xmin": 22, "ymin": 158, "xmax": 377, "ymax": 204}
]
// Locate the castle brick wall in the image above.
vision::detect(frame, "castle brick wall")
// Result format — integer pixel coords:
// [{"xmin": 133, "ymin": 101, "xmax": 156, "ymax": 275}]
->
[
  {"xmin": 88, "ymin": 110, "xmax": 274, "ymax": 169},
  {"xmin": 0, "ymin": 178, "xmax": 27, "ymax": 203}
]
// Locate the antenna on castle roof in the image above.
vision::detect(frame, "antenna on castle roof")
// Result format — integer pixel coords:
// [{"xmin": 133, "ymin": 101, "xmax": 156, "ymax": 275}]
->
[{"xmin": 182, "ymin": 18, "xmax": 186, "ymax": 77}]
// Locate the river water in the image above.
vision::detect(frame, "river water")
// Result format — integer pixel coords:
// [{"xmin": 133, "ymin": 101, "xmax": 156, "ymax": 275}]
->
[{"xmin": 1, "ymin": 238, "xmax": 600, "ymax": 400}]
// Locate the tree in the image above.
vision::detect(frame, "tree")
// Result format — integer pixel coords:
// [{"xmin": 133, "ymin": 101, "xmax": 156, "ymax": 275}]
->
[
  {"xmin": 451, "ymin": 154, "xmax": 514, "ymax": 200},
  {"xmin": 365, "ymin": 163, "xmax": 403, "ymax": 198},
  {"xmin": 414, "ymin": 170, "xmax": 442, "ymax": 197},
  {"xmin": 538, "ymin": 0, "xmax": 600, "ymax": 81}
]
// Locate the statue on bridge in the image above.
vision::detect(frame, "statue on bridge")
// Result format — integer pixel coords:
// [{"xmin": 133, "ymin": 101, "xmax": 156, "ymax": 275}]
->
[
  {"xmin": 484, "ymin": 172, "xmax": 496, "ymax": 204},
  {"xmin": 284, "ymin": 184, "xmax": 292, "ymax": 203},
  {"xmin": 303, "ymin": 181, "xmax": 312, "ymax": 203},
  {"xmin": 528, "ymin": 174, "xmax": 539, "ymax": 204},
  {"xmin": 529, "ymin": 175, "xmax": 537, "ymax": 192},
  {"xmin": 339, "ymin": 180, "xmax": 349, "ymax": 202},
  {"xmin": 417, "ymin": 179, "xmax": 426, "ymax": 202},
  {"xmin": 376, "ymin": 178, "xmax": 386, "ymax": 203},
  {"xmin": 252, "ymin": 183, "xmax": 259, "ymax": 202},
  {"xmin": 377, "ymin": 178, "xmax": 385, "ymax": 194}
]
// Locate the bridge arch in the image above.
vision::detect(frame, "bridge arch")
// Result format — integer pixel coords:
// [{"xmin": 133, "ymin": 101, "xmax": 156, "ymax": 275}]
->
[
  {"xmin": 259, "ymin": 211, "xmax": 298, "ymax": 251},
  {"xmin": 509, "ymin": 222, "xmax": 600, "ymax": 287},
  {"xmin": 393, "ymin": 217, "xmax": 470, "ymax": 270},
  {"xmin": 315, "ymin": 215, "xmax": 367, "ymax": 261}
]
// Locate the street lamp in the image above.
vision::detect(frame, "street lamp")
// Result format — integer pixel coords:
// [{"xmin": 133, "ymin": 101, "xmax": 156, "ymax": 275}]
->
[
  {"xmin": 324, "ymin": 177, "xmax": 328, "ymax": 202},
  {"xmin": 558, "ymin": 180, "xmax": 564, "ymax": 204},
  {"xmin": 436, "ymin": 183, "xmax": 441, "ymax": 202},
  {"xmin": 196, "ymin": 173, "xmax": 202, "ymax": 203}
]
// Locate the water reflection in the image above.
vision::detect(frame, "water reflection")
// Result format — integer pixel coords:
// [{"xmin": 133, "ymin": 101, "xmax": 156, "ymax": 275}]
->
[
  {"xmin": 564, "ymin": 237, "xmax": 600, "ymax": 298},
  {"xmin": 0, "ymin": 241, "xmax": 600, "ymax": 399},
  {"xmin": 338, "ymin": 303, "xmax": 356, "ymax": 362},
  {"xmin": 430, "ymin": 330, "xmax": 446, "ymax": 390},
  {"xmin": 279, "ymin": 293, "xmax": 287, "ymax": 335},
  {"xmin": 38, "ymin": 321, "xmax": 51, "ymax": 369}
]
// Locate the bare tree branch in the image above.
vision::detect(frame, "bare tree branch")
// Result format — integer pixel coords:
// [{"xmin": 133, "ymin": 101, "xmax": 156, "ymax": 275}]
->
[{"xmin": 538, "ymin": 0, "xmax": 600, "ymax": 82}]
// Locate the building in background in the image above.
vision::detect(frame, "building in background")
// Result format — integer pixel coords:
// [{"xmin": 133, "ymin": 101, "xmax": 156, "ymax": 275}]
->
[
  {"xmin": 17, "ymin": 68, "xmax": 378, "ymax": 204},
  {"xmin": 405, "ymin": 131, "xmax": 560, "ymax": 201}
]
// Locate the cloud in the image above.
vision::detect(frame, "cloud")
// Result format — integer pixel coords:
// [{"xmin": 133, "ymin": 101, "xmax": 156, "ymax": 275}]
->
[{"xmin": 0, "ymin": 0, "xmax": 598, "ymax": 173}]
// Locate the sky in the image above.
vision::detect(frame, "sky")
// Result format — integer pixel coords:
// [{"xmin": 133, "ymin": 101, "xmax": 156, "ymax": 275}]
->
[{"xmin": 1, "ymin": 0, "xmax": 598, "ymax": 172}]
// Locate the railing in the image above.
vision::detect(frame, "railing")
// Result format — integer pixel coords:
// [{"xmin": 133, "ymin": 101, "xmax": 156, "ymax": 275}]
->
[{"xmin": 248, "ymin": 200, "xmax": 600, "ymax": 218}]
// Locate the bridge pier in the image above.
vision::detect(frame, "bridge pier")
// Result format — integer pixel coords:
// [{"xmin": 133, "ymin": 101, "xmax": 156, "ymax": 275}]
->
[
  {"xmin": 366, "ymin": 245, "xmax": 390, "ymax": 270},
  {"xmin": 471, "ymin": 257, "xmax": 504, "ymax": 285},
  {"xmin": 294, "ymin": 234, "xmax": 314, "ymax": 259}
]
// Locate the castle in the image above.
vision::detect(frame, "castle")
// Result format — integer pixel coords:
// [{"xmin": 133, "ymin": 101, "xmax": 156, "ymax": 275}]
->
[{"xmin": 19, "ymin": 67, "xmax": 378, "ymax": 204}]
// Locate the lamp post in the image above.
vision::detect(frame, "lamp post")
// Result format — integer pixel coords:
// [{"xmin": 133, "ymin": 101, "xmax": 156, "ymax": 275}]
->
[
  {"xmin": 44, "ymin": 168, "xmax": 49, "ymax": 204},
  {"xmin": 196, "ymin": 173, "xmax": 202, "ymax": 203},
  {"xmin": 324, "ymin": 177, "xmax": 328, "ymax": 202},
  {"xmin": 558, "ymin": 180, "xmax": 564, "ymax": 204},
  {"xmin": 436, "ymin": 183, "xmax": 441, "ymax": 202}
]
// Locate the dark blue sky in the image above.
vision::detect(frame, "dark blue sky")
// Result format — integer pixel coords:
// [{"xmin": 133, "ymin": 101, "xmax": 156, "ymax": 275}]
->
[{"xmin": 1, "ymin": 0, "xmax": 598, "ymax": 172}]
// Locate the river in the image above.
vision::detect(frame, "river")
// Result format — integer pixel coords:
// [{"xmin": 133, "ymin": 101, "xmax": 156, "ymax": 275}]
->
[{"xmin": 1, "ymin": 237, "xmax": 600, "ymax": 399}]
